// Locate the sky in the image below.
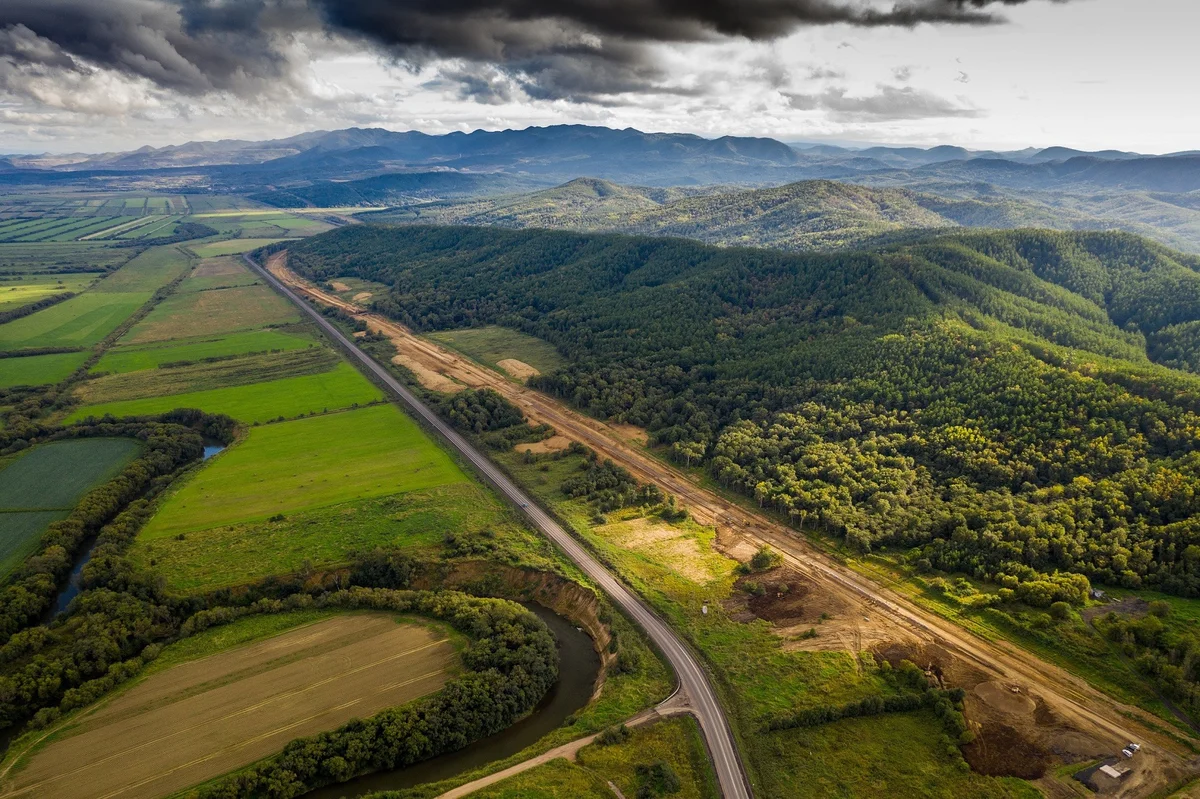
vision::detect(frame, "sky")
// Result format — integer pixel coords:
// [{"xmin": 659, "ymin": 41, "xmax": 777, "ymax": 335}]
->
[{"xmin": 0, "ymin": 0, "xmax": 1195, "ymax": 155}]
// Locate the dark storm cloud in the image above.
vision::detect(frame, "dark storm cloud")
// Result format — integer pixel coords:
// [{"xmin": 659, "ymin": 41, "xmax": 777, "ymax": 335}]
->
[{"xmin": 0, "ymin": 0, "xmax": 1072, "ymax": 103}]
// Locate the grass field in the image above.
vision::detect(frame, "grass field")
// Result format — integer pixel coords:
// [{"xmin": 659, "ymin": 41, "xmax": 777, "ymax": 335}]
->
[
  {"xmin": 3, "ymin": 613, "xmax": 457, "ymax": 799},
  {"xmin": 752, "ymin": 711, "xmax": 1039, "ymax": 799},
  {"xmin": 0, "ymin": 437, "xmax": 141, "ymax": 577},
  {"xmin": 65, "ymin": 360, "xmax": 382, "ymax": 423},
  {"xmin": 0, "ymin": 243, "xmax": 131, "ymax": 274},
  {"xmin": 188, "ymin": 238, "xmax": 293, "ymax": 257},
  {"xmin": 471, "ymin": 717, "xmax": 718, "ymax": 799},
  {"xmin": 75, "ymin": 348, "xmax": 338, "ymax": 404},
  {"xmin": 141, "ymin": 404, "xmax": 465, "ymax": 537},
  {"xmin": 122, "ymin": 284, "xmax": 299, "ymax": 344},
  {"xmin": 93, "ymin": 329, "xmax": 316, "ymax": 374},
  {"xmin": 0, "ymin": 511, "xmax": 69, "ymax": 581},
  {"xmin": 0, "ymin": 291, "xmax": 150, "ymax": 350},
  {"xmin": 134, "ymin": 482, "xmax": 517, "ymax": 591},
  {"xmin": 0, "ymin": 351, "xmax": 90, "ymax": 388},
  {"xmin": 0, "ymin": 275, "xmax": 96, "ymax": 310},
  {"xmin": 91, "ymin": 246, "xmax": 191, "ymax": 292},
  {"xmin": 176, "ymin": 257, "xmax": 262, "ymax": 293},
  {"xmin": 428, "ymin": 326, "xmax": 566, "ymax": 376}
]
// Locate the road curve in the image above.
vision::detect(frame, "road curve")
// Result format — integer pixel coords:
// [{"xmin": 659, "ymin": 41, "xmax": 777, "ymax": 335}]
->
[{"xmin": 245, "ymin": 254, "xmax": 754, "ymax": 799}]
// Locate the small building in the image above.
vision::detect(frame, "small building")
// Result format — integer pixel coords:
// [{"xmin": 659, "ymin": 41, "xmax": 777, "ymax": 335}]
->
[{"xmin": 1099, "ymin": 764, "xmax": 1129, "ymax": 780}]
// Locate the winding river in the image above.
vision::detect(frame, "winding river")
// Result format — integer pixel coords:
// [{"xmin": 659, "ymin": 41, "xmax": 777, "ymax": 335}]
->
[{"xmin": 305, "ymin": 603, "xmax": 601, "ymax": 799}]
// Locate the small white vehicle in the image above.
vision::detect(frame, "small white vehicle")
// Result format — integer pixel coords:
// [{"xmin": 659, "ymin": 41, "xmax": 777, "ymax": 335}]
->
[
  {"xmin": 1121, "ymin": 748, "xmax": 1134, "ymax": 758},
  {"xmin": 1127, "ymin": 743, "xmax": 1140, "ymax": 753}
]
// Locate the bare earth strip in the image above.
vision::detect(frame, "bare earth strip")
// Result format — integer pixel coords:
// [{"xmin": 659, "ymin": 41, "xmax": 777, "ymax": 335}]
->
[
  {"xmin": 2, "ymin": 616, "xmax": 455, "ymax": 799},
  {"xmin": 266, "ymin": 252, "xmax": 1198, "ymax": 797}
]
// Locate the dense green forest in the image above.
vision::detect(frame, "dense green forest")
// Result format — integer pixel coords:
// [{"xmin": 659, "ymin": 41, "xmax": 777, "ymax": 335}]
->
[
  {"xmin": 284, "ymin": 224, "xmax": 1200, "ymax": 601},
  {"xmin": 369, "ymin": 178, "xmax": 1137, "ymax": 252}
]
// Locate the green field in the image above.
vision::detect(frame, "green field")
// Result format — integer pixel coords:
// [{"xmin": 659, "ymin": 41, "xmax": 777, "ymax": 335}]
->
[
  {"xmin": 428, "ymin": 325, "xmax": 566, "ymax": 376},
  {"xmin": 176, "ymin": 258, "xmax": 262, "ymax": 293},
  {"xmin": 92, "ymin": 246, "xmax": 191, "ymax": 292},
  {"xmin": 66, "ymin": 361, "xmax": 382, "ymax": 423},
  {"xmin": 76, "ymin": 349, "xmax": 338, "ymax": 405},
  {"xmin": 0, "ymin": 291, "xmax": 150, "ymax": 350},
  {"xmin": 0, "ymin": 243, "xmax": 131, "ymax": 274},
  {"xmin": 471, "ymin": 718, "xmax": 718, "ymax": 799},
  {"xmin": 0, "ymin": 437, "xmax": 141, "ymax": 577},
  {"xmin": 0, "ymin": 275, "xmax": 97, "ymax": 309},
  {"xmin": 0, "ymin": 351, "xmax": 90, "ymax": 388},
  {"xmin": 753, "ymin": 712, "xmax": 1038, "ymax": 799},
  {"xmin": 141, "ymin": 404, "xmax": 465, "ymax": 536},
  {"xmin": 0, "ymin": 511, "xmax": 69, "ymax": 580},
  {"xmin": 122, "ymin": 284, "xmax": 299, "ymax": 344},
  {"xmin": 93, "ymin": 329, "xmax": 315, "ymax": 374},
  {"xmin": 134, "ymin": 482, "xmax": 514, "ymax": 591},
  {"xmin": 188, "ymin": 238, "xmax": 293, "ymax": 257}
]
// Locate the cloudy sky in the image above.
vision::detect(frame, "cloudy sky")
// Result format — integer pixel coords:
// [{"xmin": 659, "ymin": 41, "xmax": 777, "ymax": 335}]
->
[{"xmin": 0, "ymin": 0, "xmax": 1194, "ymax": 155}]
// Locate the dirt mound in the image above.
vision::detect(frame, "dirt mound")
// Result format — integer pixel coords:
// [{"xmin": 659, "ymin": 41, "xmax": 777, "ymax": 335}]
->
[
  {"xmin": 353, "ymin": 291, "xmax": 373, "ymax": 302},
  {"xmin": 330, "ymin": 280, "xmax": 351, "ymax": 291},
  {"xmin": 516, "ymin": 435, "xmax": 572, "ymax": 454},
  {"xmin": 962, "ymin": 720, "xmax": 1053, "ymax": 779},
  {"xmin": 736, "ymin": 568, "xmax": 812, "ymax": 623},
  {"xmin": 974, "ymin": 681, "xmax": 1036, "ymax": 716},
  {"xmin": 497, "ymin": 358, "xmax": 539, "ymax": 380},
  {"xmin": 1082, "ymin": 596, "xmax": 1150, "ymax": 624}
]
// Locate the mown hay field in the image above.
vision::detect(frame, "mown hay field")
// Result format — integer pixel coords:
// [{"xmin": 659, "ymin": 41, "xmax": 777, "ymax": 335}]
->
[
  {"xmin": 428, "ymin": 325, "xmax": 566, "ymax": 376},
  {"xmin": 65, "ymin": 361, "xmax": 382, "ymax": 423},
  {"xmin": 0, "ymin": 351, "xmax": 90, "ymax": 388},
  {"xmin": 92, "ymin": 328, "xmax": 316, "ymax": 374},
  {"xmin": 122, "ymin": 283, "xmax": 299, "ymax": 344},
  {"xmin": 0, "ymin": 291, "xmax": 150, "ymax": 350},
  {"xmin": 141, "ymin": 404, "xmax": 467, "ymax": 538},
  {"xmin": 0, "ymin": 437, "xmax": 141, "ymax": 576},
  {"xmin": 0, "ymin": 613, "xmax": 458, "ymax": 799}
]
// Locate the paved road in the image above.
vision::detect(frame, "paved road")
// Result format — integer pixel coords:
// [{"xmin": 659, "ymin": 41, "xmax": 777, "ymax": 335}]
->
[{"xmin": 245, "ymin": 254, "xmax": 754, "ymax": 799}]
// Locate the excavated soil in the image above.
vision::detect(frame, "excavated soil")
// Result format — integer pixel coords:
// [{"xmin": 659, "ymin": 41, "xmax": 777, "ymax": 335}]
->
[
  {"xmin": 963, "ymin": 720, "xmax": 1054, "ymax": 779},
  {"xmin": 974, "ymin": 681, "xmax": 1037, "ymax": 716},
  {"xmin": 497, "ymin": 358, "xmax": 539, "ymax": 380},
  {"xmin": 330, "ymin": 280, "xmax": 351, "ymax": 291},
  {"xmin": 353, "ymin": 291, "xmax": 373, "ymax": 302},
  {"xmin": 515, "ymin": 435, "xmax": 572, "ymax": 454}
]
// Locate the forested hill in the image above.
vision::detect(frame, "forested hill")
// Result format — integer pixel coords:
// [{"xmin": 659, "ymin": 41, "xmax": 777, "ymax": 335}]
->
[
  {"xmin": 368, "ymin": 178, "xmax": 1116, "ymax": 252},
  {"xmin": 287, "ymin": 224, "xmax": 1200, "ymax": 597}
]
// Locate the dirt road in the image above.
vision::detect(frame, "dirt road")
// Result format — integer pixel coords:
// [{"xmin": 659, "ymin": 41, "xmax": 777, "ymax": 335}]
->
[{"xmin": 266, "ymin": 253, "xmax": 1199, "ymax": 797}]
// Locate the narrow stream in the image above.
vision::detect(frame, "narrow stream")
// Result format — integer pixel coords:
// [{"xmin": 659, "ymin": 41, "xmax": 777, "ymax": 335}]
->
[
  {"xmin": 50, "ymin": 442, "xmax": 227, "ymax": 617},
  {"xmin": 306, "ymin": 603, "xmax": 601, "ymax": 799}
]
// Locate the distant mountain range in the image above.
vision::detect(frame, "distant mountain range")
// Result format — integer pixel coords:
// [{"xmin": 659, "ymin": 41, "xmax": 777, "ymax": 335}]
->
[{"xmin": 6, "ymin": 125, "xmax": 1200, "ymax": 195}]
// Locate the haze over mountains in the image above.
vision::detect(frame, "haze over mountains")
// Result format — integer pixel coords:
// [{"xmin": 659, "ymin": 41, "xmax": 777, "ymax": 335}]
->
[{"xmin": 6, "ymin": 125, "xmax": 1200, "ymax": 195}]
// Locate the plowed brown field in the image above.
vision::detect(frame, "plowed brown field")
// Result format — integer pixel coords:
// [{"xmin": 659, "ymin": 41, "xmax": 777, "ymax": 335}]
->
[{"xmin": 1, "ymin": 615, "xmax": 455, "ymax": 799}]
